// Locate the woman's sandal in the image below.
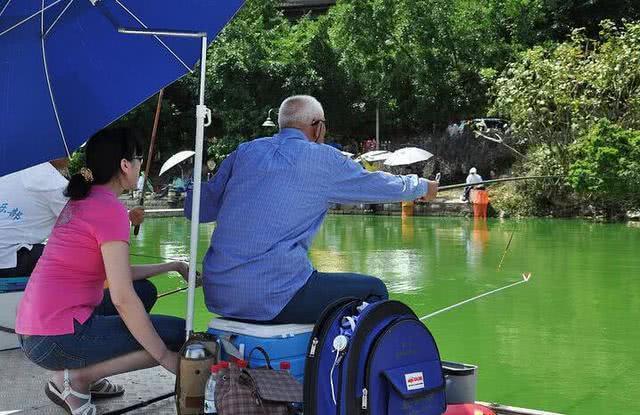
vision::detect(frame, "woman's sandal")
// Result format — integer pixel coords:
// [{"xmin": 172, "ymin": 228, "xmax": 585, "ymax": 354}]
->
[
  {"xmin": 90, "ymin": 378, "xmax": 125, "ymax": 399},
  {"xmin": 45, "ymin": 369, "xmax": 96, "ymax": 415}
]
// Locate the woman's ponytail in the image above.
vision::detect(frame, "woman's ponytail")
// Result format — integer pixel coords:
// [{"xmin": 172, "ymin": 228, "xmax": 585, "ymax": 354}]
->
[
  {"xmin": 64, "ymin": 167, "xmax": 94, "ymax": 200},
  {"xmin": 65, "ymin": 174, "xmax": 91, "ymax": 200}
]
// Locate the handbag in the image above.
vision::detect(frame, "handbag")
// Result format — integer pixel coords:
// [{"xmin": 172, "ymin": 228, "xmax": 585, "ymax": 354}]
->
[{"xmin": 215, "ymin": 347, "xmax": 303, "ymax": 415}]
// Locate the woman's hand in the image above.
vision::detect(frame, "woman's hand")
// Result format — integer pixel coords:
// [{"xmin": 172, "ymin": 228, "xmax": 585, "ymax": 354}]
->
[
  {"xmin": 173, "ymin": 261, "xmax": 202, "ymax": 287},
  {"xmin": 128, "ymin": 207, "xmax": 145, "ymax": 226},
  {"xmin": 158, "ymin": 350, "xmax": 180, "ymax": 374}
]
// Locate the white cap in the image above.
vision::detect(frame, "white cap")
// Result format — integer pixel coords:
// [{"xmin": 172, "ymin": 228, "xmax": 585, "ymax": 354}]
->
[{"xmin": 469, "ymin": 167, "xmax": 477, "ymax": 174}]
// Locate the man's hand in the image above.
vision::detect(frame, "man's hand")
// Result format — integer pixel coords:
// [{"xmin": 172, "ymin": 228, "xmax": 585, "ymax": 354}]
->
[
  {"xmin": 418, "ymin": 180, "xmax": 439, "ymax": 202},
  {"xmin": 128, "ymin": 207, "xmax": 145, "ymax": 226},
  {"xmin": 173, "ymin": 261, "xmax": 202, "ymax": 287}
]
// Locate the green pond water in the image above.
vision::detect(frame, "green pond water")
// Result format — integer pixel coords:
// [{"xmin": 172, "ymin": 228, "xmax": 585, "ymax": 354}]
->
[{"xmin": 130, "ymin": 216, "xmax": 640, "ymax": 415}]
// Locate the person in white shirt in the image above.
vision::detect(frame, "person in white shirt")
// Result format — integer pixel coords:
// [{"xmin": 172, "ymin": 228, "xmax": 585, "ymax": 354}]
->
[
  {"xmin": 0, "ymin": 159, "xmax": 144, "ymax": 278},
  {"xmin": 462, "ymin": 167, "xmax": 483, "ymax": 202}
]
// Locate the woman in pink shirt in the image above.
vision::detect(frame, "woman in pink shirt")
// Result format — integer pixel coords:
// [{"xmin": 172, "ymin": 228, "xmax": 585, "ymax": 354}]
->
[{"xmin": 16, "ymin": 129, "xmax": 188, "ymax": 415}]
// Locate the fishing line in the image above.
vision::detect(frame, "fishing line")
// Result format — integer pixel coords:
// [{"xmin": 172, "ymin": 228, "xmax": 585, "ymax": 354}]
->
[{"xmin": 419, "ymin": 274, "xmax": 531, "ymax": 321}]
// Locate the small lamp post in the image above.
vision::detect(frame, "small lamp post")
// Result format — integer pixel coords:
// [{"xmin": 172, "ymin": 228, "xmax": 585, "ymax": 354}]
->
[{"xmin": 262, "ymin": 108, "xmax": 277, "ymax": 128}]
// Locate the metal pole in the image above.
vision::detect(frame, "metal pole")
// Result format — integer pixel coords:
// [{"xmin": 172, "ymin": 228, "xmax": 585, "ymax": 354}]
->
[
  {"xmin": 375, "ymin": 102, "xmax": 380, "ymax": 150},
  {"xmin": 185, "ymin": 35, "xmax": 208, "ymax": 338}
]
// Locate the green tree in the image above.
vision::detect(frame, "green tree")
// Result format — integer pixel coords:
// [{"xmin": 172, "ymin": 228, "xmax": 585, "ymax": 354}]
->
[
  {"xmin": 568, "ymin": 120, "xmax": 640, "ymax": 211},
  {"xmin": 492, "ymin": 21, "xmax": 640, "ymax": 164}
]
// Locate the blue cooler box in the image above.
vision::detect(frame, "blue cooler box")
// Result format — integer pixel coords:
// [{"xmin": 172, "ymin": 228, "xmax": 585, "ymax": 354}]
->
[
  {"xmin": 0, "ymin": 277, "xmax": 28, "ymax": 293},
  {"xmin": 208, "ymin": 318, "xmax": 313, "ymax": 382}
]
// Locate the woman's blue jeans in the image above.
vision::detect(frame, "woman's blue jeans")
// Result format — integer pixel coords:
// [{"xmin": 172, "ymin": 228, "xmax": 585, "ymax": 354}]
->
[{"xmin": 19, "ymin": 280, "xmax": 185, "ymax": 371}]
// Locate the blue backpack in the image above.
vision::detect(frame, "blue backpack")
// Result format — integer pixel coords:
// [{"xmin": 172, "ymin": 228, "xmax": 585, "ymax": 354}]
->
[{"xmin": 304, "ymin": 298, "xmax": 446, "ymax": 415}]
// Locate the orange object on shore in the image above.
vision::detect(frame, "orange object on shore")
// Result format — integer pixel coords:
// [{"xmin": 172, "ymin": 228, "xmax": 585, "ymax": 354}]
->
[
  {"xmin": 401, "ymin": 200, "xmax": 414, "ymax": 217},
  {"xmin": 471, "ymin": 189, "xmax": 489, "ymax": 218}
]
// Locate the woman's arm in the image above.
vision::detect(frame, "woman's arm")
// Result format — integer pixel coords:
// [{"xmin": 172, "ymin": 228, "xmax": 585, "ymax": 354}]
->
[
  {"xmin": 101, "ymin": 241, "xmax": 179, "ymax": 373},
  {"xmin": 130, "ymin": 261, "xmax": 184, "ymax": 281},
  {"xmin": 130, "ymin": 261, "xmax": 199, "ymax": 286}
]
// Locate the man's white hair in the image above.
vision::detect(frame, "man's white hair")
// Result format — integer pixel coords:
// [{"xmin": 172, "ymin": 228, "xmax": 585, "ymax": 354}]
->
[{"xmin": 278, "ymin": 95, "xmax": 324, "ymax": 129}]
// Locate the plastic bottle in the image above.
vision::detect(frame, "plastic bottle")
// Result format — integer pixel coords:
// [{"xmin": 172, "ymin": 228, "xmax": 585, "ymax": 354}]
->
[
  {"xmin": 204, "ymin": 364, "xmax": 220, "ymax": 414},
  {"xmin": 279, "ymin": 361, "xmax": 291, "ymax": 373}
]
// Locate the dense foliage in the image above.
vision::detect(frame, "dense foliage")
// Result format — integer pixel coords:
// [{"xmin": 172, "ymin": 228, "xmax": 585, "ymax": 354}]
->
[
  {"xmin": 102, "ymin": 0, "xmax": 639, "ymax": 214},
  {"xmin": 490, "ymin": 21, "xmax": 640, "ymax": 217},
  {"xmin": 568, "ymin": 120, "xmax": 640, "ymax": 211}
]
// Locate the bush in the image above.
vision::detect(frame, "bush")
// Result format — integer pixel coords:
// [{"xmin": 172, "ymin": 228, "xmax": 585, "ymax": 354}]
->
[
  {"xmin": 568, "ymin": 120, "xmax": 640, "ymax": 211},
  {"xmin": 490, "ymin": 147, "xmax": 577, "ymax": 217}
]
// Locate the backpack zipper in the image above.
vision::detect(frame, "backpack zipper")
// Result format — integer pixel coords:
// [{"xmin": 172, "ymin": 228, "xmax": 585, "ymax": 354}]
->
[
  {"xmin": 309, "ymin": 337, "xmax": 319, "ymax": 357},
  {"xmin": 361, "ymin": 388, "xmax": 368, "ymax": 410}
]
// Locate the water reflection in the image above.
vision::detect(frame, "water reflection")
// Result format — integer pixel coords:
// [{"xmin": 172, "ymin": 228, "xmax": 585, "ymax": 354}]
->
[{"xmin": 136, "ymin": 216, "xmax": 640, "ymax": 414}]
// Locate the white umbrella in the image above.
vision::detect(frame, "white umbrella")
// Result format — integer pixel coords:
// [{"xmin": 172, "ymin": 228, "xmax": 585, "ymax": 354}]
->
[
  {"xmin": 359, "ymin": 150, "xmax": 392, "ymax": 163},
  {"xmin": 383, "ymin": 147, "xmax": 433, "ymax": 166},
  {"xmin": 159, "ymin": 151, "xmax": 196, "ymax": 176}
]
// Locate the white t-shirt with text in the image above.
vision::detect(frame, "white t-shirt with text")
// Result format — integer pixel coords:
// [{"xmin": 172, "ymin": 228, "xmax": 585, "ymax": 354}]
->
[{"xmin": 0, "ymin": 163, "xmax": 69, "ymax": 269}]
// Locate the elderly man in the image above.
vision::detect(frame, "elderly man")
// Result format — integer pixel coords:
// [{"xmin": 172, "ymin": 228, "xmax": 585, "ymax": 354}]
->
[
  {"xmin": 185, "ymin": 95, "xmax": 438, "ymax": 324},
  {"xmin": 462, "ymin": 167, "xmax": 483, "ymax": 202}
]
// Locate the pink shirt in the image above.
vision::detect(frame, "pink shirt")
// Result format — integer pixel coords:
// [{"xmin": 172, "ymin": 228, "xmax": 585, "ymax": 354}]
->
[{"xmin": 16, "ymin": 185, "xmax": 130, "ymax": 335}]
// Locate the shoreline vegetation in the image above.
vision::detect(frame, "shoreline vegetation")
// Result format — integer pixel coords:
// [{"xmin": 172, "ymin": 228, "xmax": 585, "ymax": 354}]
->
[
  {"xmin": 121, "ymin": 192, "xmax": 640, "ymax": 223},
  {"xmin": 74, "ymin": 1, "xmax": 639, "ymax": 221}
]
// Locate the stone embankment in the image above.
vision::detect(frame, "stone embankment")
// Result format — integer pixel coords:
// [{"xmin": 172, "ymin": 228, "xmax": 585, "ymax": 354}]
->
[{"xmin": 120, "ymin": 193, "xmax": 473, "ymax": 218}]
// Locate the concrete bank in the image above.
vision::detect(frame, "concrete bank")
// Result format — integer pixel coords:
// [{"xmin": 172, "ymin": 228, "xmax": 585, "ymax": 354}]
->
[{"xmin": 120, "ymin": 195, "xmax": 474, "ymax": 218}]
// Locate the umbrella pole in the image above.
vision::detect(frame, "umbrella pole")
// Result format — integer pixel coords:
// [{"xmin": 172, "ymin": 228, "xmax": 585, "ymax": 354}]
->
[{"xmin": 185, "ymin": 35, "xmax": 209, "ymax": 338}]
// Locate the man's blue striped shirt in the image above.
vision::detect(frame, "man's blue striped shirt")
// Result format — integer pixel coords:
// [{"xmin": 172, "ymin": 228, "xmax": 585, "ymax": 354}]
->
[{"xmin": 185, "ymin": 128, "xmax": 428, "ymax": 320}]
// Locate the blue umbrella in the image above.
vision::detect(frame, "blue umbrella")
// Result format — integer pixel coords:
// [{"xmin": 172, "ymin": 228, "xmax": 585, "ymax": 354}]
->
[
  {"xmin": 0, "ymin": 0, "xmax": 245, "ymax": 335},
  {"xmin": 0, "ymin": 0, "xmax": 244, "ymax": 177}
]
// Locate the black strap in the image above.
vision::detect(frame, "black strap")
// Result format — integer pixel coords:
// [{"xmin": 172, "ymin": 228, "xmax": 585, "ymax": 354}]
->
[
  {"xmin": 0, "ymin": 325, "xmax": 15, "ymax": 334},
  {"xmin": 248, "ymin": 346, "xmax": 273, "ymax": 369}
]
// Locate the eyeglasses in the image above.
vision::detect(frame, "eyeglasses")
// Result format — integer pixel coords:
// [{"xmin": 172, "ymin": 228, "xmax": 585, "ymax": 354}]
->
[
  {"xmin": 132, "ymin": 155, "xmax": 144, "ymax": 163},
  {"xmin": 311, "ymin": 119, "xmax": 326, "ymax": 127}
]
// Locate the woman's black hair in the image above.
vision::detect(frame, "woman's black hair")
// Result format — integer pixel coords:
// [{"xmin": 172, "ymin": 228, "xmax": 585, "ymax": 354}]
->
[{"xmin": 65, "ymin": 128, "xmax": 143, "ymax": 200}]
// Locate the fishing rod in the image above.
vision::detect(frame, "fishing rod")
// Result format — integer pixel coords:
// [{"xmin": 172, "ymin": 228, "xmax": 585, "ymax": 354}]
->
[
  {"xmin": 157, "ymin": 285, "xmax": 190, "ymax": 299},
  {"xmin": 127, "ymin": 252, "xmax": 202, "ymax": 298},
  {"xmin": 134, "ymin": 89, "xmax": 164, "ymax": 237},
  {"xmin": 419, "ymin": 273, "xmax": 531, "ymax": 321},
  {"xmin": 497, "ymin": 229, "xmax": 516, "ymax": 271},
  {"xmin": 130, "ymin": 252, "xmax": 188, "ymax": 262},
  {"xmin": 437, "ymin": 175, "xmax": 556, "ymax": 192}
]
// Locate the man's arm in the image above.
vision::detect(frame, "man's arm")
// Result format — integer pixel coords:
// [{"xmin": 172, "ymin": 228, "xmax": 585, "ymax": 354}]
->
[
  {"xmin": 326, "ymin": 154, "xmax": 434, "ymax": 204},
  {"xmin": 184, "ymin": 150, "xmax": 237, "ymax": 223}
]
